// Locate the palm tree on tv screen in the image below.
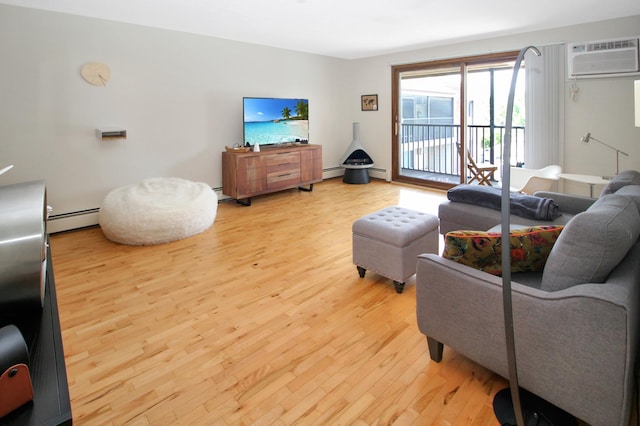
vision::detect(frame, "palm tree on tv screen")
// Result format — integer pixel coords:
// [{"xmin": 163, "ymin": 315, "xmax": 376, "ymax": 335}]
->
[
  {"xmin": 281, "ymin": 107, "xmax": 291, "ymax": 119},
  {"xmin": 295, "ymin": 100, "xmax": 308, "ymax": 120}
]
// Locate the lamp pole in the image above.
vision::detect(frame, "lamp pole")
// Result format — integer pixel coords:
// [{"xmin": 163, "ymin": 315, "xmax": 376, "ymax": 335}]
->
[
  {"xmin": 499, "ymin": 45, "xmax": 541, "ymax": 426},
  {"xmin": 0, "ymin": 165, "xmax": 14, "ymax": 176}
]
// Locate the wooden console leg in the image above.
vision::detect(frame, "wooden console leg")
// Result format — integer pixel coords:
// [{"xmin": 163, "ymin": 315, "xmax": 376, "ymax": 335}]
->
[
  {"xmin": 236, "ymin": 197, "xmax": 252, "ymax": 206},
  {"xmin": 298, "ymin": 183, "xmax": 314, "ymax": 192},
  {"xmin": 427, "ymin": 337, "xmax": 443, "ymax": 362}
]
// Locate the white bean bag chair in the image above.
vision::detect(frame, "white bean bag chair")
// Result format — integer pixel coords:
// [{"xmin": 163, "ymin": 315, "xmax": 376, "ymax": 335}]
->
[{"xmin": 99, "ymin": 177, "xmax": 217, "ymax": 245}]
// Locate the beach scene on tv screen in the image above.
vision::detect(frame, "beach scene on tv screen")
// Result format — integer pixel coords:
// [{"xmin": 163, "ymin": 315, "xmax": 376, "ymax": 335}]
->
[{"xmin": 244, "ymin": 98, "xmax": 309, "ymax": 145}]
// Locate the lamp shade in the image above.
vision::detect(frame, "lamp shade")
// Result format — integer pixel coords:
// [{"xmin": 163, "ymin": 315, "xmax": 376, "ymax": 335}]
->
[{"xmin": 635, "ymin": 80, "xmax": 640, "ymax": 127}]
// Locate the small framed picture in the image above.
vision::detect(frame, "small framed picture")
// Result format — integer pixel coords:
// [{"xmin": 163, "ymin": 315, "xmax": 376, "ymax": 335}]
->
[{"xmin": 361, "ymin": 94, "xmax": 378, "ymax": 111}]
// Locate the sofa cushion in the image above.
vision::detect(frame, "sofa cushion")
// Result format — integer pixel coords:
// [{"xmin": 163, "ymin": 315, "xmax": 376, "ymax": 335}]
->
[
  {"xmin": 600, "ymin": 170, "xmax": 640, "ymax": 196},
  {"xmin": 442, "ymin": 225, "xmax": 564, "ymax": 276},
  {"xmin": 615, "ymin": 185, "xmax": 640, "ymax": 212},
  {"xmin": 541, "ymin": 194, "xmax": 640, "ymax": 291}
]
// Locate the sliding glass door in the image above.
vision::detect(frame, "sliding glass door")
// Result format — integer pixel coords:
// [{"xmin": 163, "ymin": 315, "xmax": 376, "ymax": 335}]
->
[
  {"xmin": 397, "ymin": 68, "xmax": 461, "ymax": 185},
  {"xmin": 391, "ymin": 52, "xmax": 524, "ymax": 189}
]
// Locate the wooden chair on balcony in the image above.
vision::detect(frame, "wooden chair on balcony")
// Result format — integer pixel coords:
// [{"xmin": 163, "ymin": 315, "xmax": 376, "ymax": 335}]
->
[{"xmin": 456, "ymin": 142, "xmax": 497, "ymax": 186}]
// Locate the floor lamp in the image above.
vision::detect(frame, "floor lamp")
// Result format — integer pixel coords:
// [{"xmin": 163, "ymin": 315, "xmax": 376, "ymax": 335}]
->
[
  {"xmin": 580, "ymin": 132, "xmax": 629, "ymax": 175},
  {"xmin": 492, "ymin": 46, "xmax": 577, "ymax": 426}
]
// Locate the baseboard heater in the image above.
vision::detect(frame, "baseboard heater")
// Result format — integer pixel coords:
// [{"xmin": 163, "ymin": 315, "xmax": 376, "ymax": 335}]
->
[{"xmin": 47, "ymin": 208, "xmax": 100, "ymax": 234}]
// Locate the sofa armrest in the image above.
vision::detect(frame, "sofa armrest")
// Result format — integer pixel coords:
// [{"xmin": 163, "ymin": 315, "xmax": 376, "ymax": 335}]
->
[
  {"xmin": 533, "ymin": 191, "xmax": 596, "ymax": 215},
  {"xmin": 415, "ymin": 252, "xmax": 638, "ymax": 426}
]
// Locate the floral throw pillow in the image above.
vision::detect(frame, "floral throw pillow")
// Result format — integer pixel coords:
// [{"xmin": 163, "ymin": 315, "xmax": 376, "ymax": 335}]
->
[{"xmin": 442, "ymin": 225, "xmax": 564, "ymax": 276}]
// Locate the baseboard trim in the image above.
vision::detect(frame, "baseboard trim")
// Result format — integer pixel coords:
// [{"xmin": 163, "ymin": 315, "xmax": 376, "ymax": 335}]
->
[{"xmin": 47, "ymin": 208, "xmax": 100, "ymax": 234}]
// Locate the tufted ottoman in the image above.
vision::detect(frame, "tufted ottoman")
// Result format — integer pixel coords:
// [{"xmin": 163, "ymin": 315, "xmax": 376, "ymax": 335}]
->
[{"xmin": 352, "ymin": 206, "xmax": 439, "ymax": 293}]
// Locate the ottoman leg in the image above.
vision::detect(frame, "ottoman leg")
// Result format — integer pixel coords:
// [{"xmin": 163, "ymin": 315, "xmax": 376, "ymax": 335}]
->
[
  {"xmin": 393, "ymin": 281, "xmax": 405, "ymax": 294},
  {"xmin": 427, "ymin": 337, "xmax": 444, "ymax": 362},
  {"xmin": 356, "ymin": 266, "xmax": 366, "ymax": 278}
]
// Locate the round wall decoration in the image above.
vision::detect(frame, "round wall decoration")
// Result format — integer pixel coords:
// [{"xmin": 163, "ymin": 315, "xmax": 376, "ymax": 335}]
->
[{"xmin": 80, "ymin": 62, "xmax": 111, "ymax": 86}]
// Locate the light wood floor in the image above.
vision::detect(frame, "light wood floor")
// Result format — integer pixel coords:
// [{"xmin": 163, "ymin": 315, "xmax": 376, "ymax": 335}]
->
[{"xmin": 50, "ymin": 178, "xmax": 508, "ymax": 425}]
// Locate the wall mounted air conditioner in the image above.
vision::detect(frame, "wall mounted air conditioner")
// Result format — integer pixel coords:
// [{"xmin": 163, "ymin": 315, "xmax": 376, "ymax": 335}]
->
[{"xmin": 568, "ymin": 37, "xmax": 639, "ymax": 79}]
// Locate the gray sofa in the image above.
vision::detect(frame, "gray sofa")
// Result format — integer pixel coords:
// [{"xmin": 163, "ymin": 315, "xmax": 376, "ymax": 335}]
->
[{"xmin": 416, "ymin": 171, "xmax": 640, "ymax": 426}]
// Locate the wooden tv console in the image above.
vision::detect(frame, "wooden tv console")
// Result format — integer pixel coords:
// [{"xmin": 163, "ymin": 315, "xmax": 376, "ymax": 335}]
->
[{"xmin": 222, "ymin": 144, "xmax": 322, "ymax": 206}]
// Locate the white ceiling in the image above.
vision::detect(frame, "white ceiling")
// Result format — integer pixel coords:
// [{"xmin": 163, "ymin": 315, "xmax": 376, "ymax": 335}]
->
[{"xmin": 2, "ymin": 0, "xmax": 640, "ymax": 59}]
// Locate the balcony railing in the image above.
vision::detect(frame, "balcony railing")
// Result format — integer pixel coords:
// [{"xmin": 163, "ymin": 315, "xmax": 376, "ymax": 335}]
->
[{"xmin": 400, "ymin": 123, "xmax": 526, "ymax": 176}]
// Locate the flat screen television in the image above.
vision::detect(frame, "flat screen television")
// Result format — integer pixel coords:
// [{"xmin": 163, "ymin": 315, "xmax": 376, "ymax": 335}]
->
[{"xmin": 243, "ymin": 97, "xmax": 309, "ymax": 147}]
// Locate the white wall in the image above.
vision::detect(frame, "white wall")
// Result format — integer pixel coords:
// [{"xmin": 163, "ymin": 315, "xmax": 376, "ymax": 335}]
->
[
  {"xmin": 0, "ymin": 4, "xmax": 353, "ymax": 231},
  {"xmin": 348, "ymin": 15, "xmax": 640, "ymax": 195},
  {"xmin": 2, "ymin": 5, "xmax": 639, "ymax": 230}
]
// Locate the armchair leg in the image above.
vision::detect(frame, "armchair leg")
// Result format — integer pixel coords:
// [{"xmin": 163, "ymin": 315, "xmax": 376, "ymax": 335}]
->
[{"xmin": 427, "ymin": 337, "xmax": 443, "ymax": 362}]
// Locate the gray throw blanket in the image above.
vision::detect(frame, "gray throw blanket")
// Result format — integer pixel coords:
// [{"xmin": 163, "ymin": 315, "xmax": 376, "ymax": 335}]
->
[{"xmin": 447, "ymin": 184, "xmax": 561, "ymax": 221}]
